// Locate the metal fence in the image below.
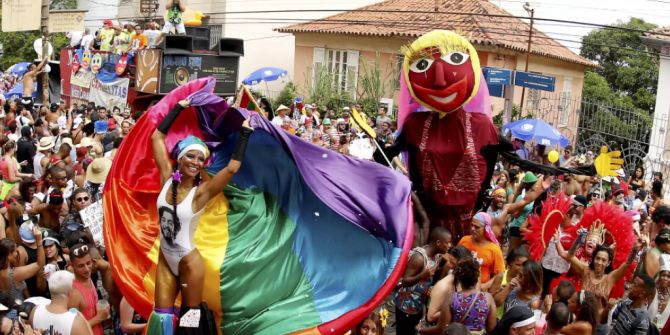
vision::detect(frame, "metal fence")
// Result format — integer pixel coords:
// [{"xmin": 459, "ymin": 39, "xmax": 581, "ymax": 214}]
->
[{"xmin": 523, "ymin": 89, "xmax": 670, "ymax": 184}]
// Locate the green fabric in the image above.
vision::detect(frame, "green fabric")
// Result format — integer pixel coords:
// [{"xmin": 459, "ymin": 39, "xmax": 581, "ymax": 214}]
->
[
  {"xmin": 219, "ymin": 185, "xmax": 321, "ymax": 335},
  {"xmin": 146, "ymin": 312, "xmax": 174, "ymax": 334}
]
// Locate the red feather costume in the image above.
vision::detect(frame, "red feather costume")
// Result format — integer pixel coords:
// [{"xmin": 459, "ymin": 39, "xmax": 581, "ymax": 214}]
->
[{"xmin": 528, "ymin": 201, "xmax": 636, "ymax": 298}]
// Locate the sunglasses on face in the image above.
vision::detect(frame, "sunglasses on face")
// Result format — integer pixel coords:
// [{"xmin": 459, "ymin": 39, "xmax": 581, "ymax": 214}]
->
[
  {"xmin": 76, "ymin": 196, "xmax": 89, "ymax": 202},
  {"xmin": 71, "ymin": 245, "xmax": 89, "ymax": 257}
]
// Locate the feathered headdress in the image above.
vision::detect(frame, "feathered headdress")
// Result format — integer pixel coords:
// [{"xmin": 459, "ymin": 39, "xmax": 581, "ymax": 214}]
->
[
  {"xmin": 524, "ymin": 193, "xmax": 572, "ymax": 261},
  {"xmin": 564, "ymin": 201, "xmax": 635, "ymax": 298}
]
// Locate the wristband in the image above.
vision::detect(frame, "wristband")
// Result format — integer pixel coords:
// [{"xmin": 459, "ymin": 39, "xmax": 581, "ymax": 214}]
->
[
  {"xmin": 157, "ymin": 104, "xmax": 185, "ymax": 134},
  {"xmin": 231, "ymin": 127, "xmax": 253, "ymax": 161}
]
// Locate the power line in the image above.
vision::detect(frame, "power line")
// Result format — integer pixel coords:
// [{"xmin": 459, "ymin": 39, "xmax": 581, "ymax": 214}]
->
[{"xmin": 93, "ymin": 8, "xmax": 670, "ymax": 38}]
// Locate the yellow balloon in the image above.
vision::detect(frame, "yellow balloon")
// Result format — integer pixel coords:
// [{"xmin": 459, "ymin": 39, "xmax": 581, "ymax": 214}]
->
[{"xmin": 548, "ymin": 150, "xmax": 560, "ymax": 163}]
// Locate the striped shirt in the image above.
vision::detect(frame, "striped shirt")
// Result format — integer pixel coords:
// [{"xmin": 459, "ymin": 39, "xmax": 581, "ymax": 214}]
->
[{"xmin": 611, "ymin": 299, "xmax": 650, "ymax": 335}]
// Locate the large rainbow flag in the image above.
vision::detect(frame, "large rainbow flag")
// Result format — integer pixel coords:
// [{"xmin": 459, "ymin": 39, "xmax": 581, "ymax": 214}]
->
[{"xmin": 104, "ymin": 78, "xmax": 413, "ymax": 334}]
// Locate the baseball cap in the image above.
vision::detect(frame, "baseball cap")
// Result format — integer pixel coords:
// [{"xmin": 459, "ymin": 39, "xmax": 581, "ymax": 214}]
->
[{"xmin": 572, "ymin": 195, "xmax": 588, "ymax": 207}]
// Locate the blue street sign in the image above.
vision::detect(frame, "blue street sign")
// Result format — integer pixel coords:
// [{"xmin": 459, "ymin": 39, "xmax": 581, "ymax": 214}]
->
[
  {"xmin": 514, "ymin": 71, "xmax": 556, "ymax": 92},
  {"xmin": 488, "ymin": 84, "xmax": 504, "ymax": 98},
  {"xmin": 482, "ymin": 67, "xmax": 513, "ymax": 86}
]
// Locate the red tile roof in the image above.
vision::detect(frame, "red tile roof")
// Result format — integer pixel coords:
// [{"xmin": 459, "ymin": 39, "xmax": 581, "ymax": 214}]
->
[{"xmin": 277, "ymin": 0, "xmax": 594, "ymax": 67}]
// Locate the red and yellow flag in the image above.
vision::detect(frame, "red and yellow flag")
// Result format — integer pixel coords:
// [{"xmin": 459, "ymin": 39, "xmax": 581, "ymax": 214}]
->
[{"xmin": 234, "ymin": 85, "xmax": 263, "ymax": 114}]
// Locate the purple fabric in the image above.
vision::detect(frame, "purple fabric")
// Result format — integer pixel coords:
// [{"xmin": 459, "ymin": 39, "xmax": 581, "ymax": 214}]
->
[{"xmin": 184, "ymin": 77, "xmax": 412, "ymax": 244}]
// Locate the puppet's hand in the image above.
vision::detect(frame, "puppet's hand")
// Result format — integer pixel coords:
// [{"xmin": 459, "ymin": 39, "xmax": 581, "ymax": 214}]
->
[{"xmin": 594, "ymin": 146, "xmax": 623, "ymax": 177}]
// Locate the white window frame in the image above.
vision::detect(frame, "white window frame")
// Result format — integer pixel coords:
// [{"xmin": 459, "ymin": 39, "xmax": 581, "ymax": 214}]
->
[{"xmin": 312, "ymin": 47, "xmax": 359, "ymax": 97}]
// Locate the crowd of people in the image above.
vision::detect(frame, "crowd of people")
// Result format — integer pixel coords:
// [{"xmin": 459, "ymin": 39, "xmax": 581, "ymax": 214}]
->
[
  {"xmin": 66, "ymin": 0, "xmax": 191, "ymax": 54},
  {"xmin": 0, "ymin": 96, "xmax": 141, "ymax": 334},
  {"xmin": 257, "ymin": 96, "xmax": 670, "ymax": 335},
  {"xmin": 0, "ymin": 76, "xmax": 665, "ymax": 335}
]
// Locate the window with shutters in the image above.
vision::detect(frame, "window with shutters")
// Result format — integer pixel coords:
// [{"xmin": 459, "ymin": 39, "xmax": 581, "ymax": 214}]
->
[{"xmin": 312, "ymin": 47, "xmax": 359, "ymax": 97}]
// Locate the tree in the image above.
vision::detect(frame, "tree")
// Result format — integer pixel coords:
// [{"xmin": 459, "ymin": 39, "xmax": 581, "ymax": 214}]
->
[
  {"xmin": 580, "ymin": 18, "xmax": 659, "ymax": 113},
  {"xmin": 50, "ymin": 0, "xmax": 77, "ymax": 10},
  {"xmin": 356, "ymin": 55, "xmax": 393, "ymax": 116},
  {"xmin": 273, "ymin": 81, "xmax": 297, "ymax": 109},
  {"xmin": 303, "ymin": 65, "xmax": 352, "ymax": 110}
]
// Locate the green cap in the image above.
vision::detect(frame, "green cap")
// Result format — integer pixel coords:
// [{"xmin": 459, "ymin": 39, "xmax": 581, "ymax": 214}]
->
[
  {"xmin": 323, "ymin": 118, "xmax": 331, "ymax": 125},
  {"xmin": 522, "ymin": 172, "xmax": 538, "ymax": 184}
]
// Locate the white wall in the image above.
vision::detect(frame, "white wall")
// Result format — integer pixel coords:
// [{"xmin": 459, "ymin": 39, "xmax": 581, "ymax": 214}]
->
[
  {"xmin": 223, "ymin": 0, "xmax": 380, "ymax": 95},
  {"xmin": 648, "ymin": 55, "xmax": 670, "ymax": 161},
  {"xmin": 78, "ymin": 0, "xmax": 120, "ymax": 30}
]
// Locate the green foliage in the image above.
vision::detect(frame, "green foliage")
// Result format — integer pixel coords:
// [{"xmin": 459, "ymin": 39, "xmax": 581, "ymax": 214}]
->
[
  {"xmin": 50, "ymin": 0, "xmax": 78, "ymax": 10},
  {"xmin": 273, "ymin": 81, "xmax": 297, "ymax": 108},
  {"xmin": 356, "ymin": 55, "xmax": 392, "ymax": 116},
  {"xmin": 580, "ymin": 18, "xmax": 659, "ymax": 113},
  {"xmin": 303, "ymin": 65, "xmax": 352, "ymax": 110},
  {"xmin": 492, "ymin": 105, "xmax": 532, "ymax": 129}
]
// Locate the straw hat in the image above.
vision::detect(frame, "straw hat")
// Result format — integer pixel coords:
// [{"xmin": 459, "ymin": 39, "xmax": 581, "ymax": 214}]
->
[
  {"xmin": 86, "ymin": 158, "xmax": 112, "ymax": 184},
  {"xmin": 76, "ymin": 137, "xmax": 94, "ymax": 148},
  {"xmin": 37, "ymin": 137, "xmax": 54, "ymax": 151},
  {"xmin": 275, "ymin": 104, "xmax": 290, "ymax": 113}
]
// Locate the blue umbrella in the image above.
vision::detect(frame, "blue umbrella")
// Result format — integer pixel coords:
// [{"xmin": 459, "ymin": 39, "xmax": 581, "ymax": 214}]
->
[
  {"xmin": 6, "ymin": 62, "xmax": 32, "ymax": 77},
  {"xmin": 242, "ymin": 67, "xmax": 288, "ymax": 85},
  {"xmin": 4, "ymin": 83, "xmax": 37, "ymax": 100},
  {"xmin": 502, "ymin": 119, "xmax": 568, "ymax": 147}
]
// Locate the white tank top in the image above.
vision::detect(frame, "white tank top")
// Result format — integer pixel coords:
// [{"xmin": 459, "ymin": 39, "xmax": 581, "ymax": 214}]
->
[
  {"xmin": 156, "ymin": 180, "xmax": 203, "ymax": 255},
  {"xmin": 32, "ymin": 304, "xmax": 76, "ymax": 335}
]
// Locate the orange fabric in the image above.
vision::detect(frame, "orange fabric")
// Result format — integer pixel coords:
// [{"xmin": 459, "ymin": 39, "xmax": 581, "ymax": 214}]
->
[
  {"xmin": 131, "ymin": 34, "xmax": 148, "ymax": 49},
  {"xmin": 458, "ymin": 235, "xmax": 505, "ymax": 283}
]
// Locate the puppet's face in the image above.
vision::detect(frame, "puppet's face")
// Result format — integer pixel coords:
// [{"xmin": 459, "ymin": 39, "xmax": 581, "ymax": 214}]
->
[
  {"xmin": 91, "ymin": 54, "xmax": 103, "ymax": 74},
  {"xmin": 116, "ymin": 54, "xmax": 128, "ymax": 75},
  {"xmin": 82, "ymin": 50, "xmax": 91, "ymax": 69},
  {"xmin": 403, "ymin": 30, "xmax": 480, "ymax": 115},
  {"xmin": 72, "ymin": 54, "xmax": 80, "ymax": 73}
]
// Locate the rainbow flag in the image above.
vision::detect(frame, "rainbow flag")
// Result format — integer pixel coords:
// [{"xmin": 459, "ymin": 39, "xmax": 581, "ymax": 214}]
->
[{"xmin": 104, "ymin": 78, "xmax": 413, "ymax": 334}]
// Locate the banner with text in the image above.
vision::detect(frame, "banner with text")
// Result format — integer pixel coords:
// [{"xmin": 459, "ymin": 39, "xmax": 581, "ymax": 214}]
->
[
  {"xmin": 1, "ymin": 0, "xmax": 41, "ymax": 32},
  {"xmin": 49, "ymin": 10, "xmax": 87, "ymax": 33},
  {"xmin": 71, "ymin": 70, "xmax": 94, "ymax": 88},
  {"xmin": 80, "ymin": 200, "xmax": 105, "ymax": 248},
  {"xmin": 89, "ymin": 77, "xmax": 130, "ymax": 110}
]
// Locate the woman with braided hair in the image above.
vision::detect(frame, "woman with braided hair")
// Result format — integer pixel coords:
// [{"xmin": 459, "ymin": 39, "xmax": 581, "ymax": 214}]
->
[{"xmin": 150, "ymin": 98, "xmax": 253, "ymax": 334}]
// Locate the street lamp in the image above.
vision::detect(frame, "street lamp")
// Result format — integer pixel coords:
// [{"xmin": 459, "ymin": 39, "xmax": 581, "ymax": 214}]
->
[{"xmin": 519, "ymin": 2, "xmax": 534, "ymax": 116}]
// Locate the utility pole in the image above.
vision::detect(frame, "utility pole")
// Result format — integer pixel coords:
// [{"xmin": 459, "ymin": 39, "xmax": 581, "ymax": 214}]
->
[
  {"xmin": 40, "ymin": 0, "xmax": 50, "ymax": 105},
  {"xmin": 519, "ymin": 2, "xmax": 534, "ymax": 117}
]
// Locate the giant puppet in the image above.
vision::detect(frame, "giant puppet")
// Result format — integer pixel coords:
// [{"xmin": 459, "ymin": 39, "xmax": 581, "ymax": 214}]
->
[
  {"xmin": 392, "ymin": 30, "xmax": 498, "ymax": 239},
  {"xmin": 393, "ymin": 30, "xmax": 623, "ymax": 240},
  {"xmin": 103, "ymin": 78, "xmax": 414, "ymax": 334}
]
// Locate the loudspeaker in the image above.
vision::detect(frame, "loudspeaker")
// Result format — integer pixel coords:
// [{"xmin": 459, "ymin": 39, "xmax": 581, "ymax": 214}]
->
[
  {"xmin": 218, "ymin": 38, "xmax": 244, "ymax": 56},
  {"xmin": 163, "ymin": 35, "xmax": 193, "ymax": 53}
]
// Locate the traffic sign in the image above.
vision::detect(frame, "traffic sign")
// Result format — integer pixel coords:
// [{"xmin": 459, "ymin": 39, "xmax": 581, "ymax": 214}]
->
[
  {"xmin": 514, "ymin": 71, "xmax": 556, "ymax": 92},
  {"xmin": 482, "ymin": 67, "xmax": 513, "ymax": 85}
]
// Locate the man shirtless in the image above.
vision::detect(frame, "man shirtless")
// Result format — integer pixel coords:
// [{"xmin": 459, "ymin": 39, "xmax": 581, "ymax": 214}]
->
[{"xmin": 22, "ymin": 57, "xmax": 48, "ymax": 111}]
